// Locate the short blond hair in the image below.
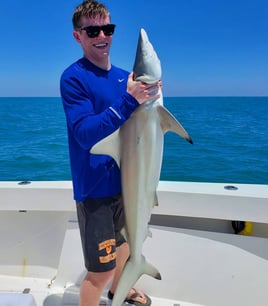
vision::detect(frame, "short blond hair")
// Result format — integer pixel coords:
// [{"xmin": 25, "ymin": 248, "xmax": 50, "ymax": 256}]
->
[{"xmin": 72, "ymin": 0, "xmax": 110, "ymax": 29}]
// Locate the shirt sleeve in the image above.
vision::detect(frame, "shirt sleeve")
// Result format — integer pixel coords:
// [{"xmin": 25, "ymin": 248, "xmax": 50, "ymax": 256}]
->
[{"xmin": 60, "ymin": 70, "xmax": 139, "ymax": 150}]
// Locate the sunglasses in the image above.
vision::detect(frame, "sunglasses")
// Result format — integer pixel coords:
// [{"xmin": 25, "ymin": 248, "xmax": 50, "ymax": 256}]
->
[{"xmin": 80, "ymin": 24, "xmax": 116, "ymax": 38}]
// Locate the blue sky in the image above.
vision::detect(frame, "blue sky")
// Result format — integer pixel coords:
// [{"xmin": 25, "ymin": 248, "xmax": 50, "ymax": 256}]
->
[{"xmin": 0, "ymin": 0, "xmax": 267, "ymax": 97}]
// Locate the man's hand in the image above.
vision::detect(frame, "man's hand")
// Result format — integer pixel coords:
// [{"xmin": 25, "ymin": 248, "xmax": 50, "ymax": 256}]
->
[{"xmin": 127, "ymin": 72, "xmax": 161, "ymax": 105}]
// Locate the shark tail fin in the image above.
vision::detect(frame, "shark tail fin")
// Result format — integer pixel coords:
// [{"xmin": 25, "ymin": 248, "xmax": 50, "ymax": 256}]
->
[
  {"xmin": 157, "ymin": 105, "xmax": 193, "ymax": 144},
  {"xmin": 111, "ymin": 255, "xmax": 161, "ymax": 306}
]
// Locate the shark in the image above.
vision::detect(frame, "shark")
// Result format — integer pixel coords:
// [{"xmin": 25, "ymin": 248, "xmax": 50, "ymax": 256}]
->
[{"xmin": 90, "ymin": 28, "xmax": 193, "ymax": 305}]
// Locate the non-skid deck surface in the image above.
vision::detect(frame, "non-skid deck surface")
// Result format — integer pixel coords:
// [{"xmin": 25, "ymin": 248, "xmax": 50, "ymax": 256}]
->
[
  {"xmin": 62, "ymin": 285, "xmax": 204, "ymax": 306},
  {"xmin": 0, "ymin": 276, "xmax": 204, "ymax": 306}
]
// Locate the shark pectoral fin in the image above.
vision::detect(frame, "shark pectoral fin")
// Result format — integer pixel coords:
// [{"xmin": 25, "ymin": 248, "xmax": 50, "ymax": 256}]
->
[
  {"xmin": 90, "ymin": 129, "xmax": 121, "ymax": 167},
  {"xmin": 157, "ymin": 105, "xmax": 193, "ymax": 144}
]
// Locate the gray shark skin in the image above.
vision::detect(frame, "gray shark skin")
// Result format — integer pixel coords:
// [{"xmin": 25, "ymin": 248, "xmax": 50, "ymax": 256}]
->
[{"xmin": 90, "ymin": 28, "xmax": 192, "ymax": 306}]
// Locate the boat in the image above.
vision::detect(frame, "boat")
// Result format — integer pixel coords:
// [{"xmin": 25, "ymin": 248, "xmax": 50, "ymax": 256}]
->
[{"xmin": 1, "ymin": 180, "xmax": 268, "ymax": 306}]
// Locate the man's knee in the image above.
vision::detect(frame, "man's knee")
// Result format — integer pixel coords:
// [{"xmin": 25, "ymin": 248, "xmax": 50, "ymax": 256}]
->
[{"xmin": 84, "ymin": 268, "xmax": 115, "ymax": 287}]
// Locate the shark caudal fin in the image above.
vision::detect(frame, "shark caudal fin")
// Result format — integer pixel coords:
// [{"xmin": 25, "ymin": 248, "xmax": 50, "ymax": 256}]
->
[
  {"xmin": 90, "ymin": 129, "xmax": 121, "ymax": 167},
  {"xmin": 157, "ymin": 104, "xmax": 193, "ymax": 144},
  {"xmin": 111, "ymin": 256, "xmax": 161, "ymax": 306}
]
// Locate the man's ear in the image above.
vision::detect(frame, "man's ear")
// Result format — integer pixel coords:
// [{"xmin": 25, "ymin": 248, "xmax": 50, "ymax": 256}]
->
[{"xmin": 73, "ymin": 30, "xmax": 81, "ymax": 43}]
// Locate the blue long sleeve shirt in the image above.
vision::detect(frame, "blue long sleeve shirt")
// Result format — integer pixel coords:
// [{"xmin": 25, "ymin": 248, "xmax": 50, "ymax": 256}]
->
[{"xmin": 60, "ymin": 58, "xmax": 139, "ymax": 201}]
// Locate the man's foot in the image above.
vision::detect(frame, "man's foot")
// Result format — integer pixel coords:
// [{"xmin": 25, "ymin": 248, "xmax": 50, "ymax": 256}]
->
[{"xmin": 108, "ymin": 288, "xmax": 151, "ymax": 305}]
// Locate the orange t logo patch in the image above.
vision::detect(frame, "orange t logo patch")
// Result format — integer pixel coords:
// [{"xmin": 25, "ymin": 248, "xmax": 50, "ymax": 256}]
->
[{"xmin": 98, "ymin": 239, "xmax": 116, "ymax": 264}]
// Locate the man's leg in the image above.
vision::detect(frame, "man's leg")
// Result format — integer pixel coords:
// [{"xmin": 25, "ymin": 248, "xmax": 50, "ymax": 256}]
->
[
  {"xmin": 80, "ymin": 269, "xmax": 115, "ymax": 306},
  {"xmin": 76, "ymin": 198, "xmax": 118, "ymax": 306}
]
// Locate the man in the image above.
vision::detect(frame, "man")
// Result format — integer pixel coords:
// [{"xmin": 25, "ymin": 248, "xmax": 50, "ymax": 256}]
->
[{"xmin": 60, "ymin": 1, "xmax": 161, "ymax": 305}]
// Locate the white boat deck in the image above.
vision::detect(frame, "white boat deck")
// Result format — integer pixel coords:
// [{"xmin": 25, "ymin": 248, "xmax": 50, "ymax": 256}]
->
[
  {"xmin": 1, "ymin": 225, "xmax": 268, "ymax": 306},
  {"xmin": 1, "ymin": 181, "xmax": 268, "ymax": 306}
]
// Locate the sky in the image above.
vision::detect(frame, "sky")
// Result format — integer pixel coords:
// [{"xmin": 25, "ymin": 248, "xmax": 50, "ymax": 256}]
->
[{"xmin": 0, "ymin": 0, "xmax": 267, "ymax": 97}]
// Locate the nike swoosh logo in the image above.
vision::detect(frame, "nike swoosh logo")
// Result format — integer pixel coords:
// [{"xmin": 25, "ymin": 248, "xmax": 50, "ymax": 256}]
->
[{"xmin": 118, "ymin": 79, "xmax": 125, "ymax": 83}]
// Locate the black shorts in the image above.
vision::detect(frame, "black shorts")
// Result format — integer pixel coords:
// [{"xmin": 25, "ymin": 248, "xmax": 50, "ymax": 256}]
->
[{"xmin": 76, "ymin": 194, "xmax": 126, "ymax": 272}]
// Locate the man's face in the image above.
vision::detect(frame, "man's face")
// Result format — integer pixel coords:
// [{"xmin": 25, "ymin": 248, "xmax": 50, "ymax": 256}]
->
[{"xmin": 73, "ymin": 15, "xmax": 113, "ymax": 62}]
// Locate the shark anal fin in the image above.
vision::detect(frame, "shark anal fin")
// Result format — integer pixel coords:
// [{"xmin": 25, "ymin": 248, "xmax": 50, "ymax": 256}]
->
[{"xmin": 120, "ymin": 227, "xmax": 129, "ymax": 242}]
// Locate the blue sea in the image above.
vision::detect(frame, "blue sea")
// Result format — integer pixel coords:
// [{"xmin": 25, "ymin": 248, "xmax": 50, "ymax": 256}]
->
[{"xmin": 0, "ymin": 97, "xmax": 267, "ymax": 184}]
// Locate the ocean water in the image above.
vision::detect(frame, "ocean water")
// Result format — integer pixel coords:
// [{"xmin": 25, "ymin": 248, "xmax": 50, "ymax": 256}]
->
[{"xmin": 0, "ymin": 96, "xmax": 267, "ymax": 184}]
